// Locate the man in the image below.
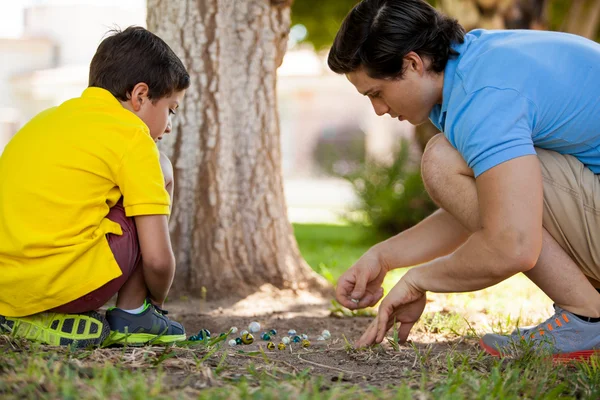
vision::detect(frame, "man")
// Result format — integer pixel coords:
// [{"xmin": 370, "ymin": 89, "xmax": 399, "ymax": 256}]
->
[{"xmin": 328, "ymin": 0, "xmax": 600, "ymax": 361}]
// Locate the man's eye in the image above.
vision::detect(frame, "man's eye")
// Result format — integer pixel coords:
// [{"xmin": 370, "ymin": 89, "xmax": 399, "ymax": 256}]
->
[{"xmin": 369, "ymin": 92, "xmax": 380, "ymax": 99}]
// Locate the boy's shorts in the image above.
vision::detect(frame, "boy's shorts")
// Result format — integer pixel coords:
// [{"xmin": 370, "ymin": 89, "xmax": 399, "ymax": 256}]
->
[
  {"xmin": 51, "ymin": 199, "xmax": 140, "ymax": 313},
  {"xmin": 537, "ymin": 148, "xmax": 600, "ymax": 283}
]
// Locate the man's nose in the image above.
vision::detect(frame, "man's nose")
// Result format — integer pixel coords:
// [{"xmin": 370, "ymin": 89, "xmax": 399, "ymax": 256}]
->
[{"xmin": 370, "ymin": 98, "xmax": 389, "ymax": 117}]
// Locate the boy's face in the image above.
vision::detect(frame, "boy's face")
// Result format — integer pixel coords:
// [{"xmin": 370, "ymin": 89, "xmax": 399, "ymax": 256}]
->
[
  {"xmin": 138, "ymin": 90, "xmax": 186, "ymax": 142},
  {"xmin": 346, "ymin": 52, "xmax": 443, "ymax": 126}
]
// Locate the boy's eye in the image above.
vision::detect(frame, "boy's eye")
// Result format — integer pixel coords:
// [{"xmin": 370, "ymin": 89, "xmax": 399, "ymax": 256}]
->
[{"xmin": 169, "ymin": 109, "xmax": 176, "ymax": 116}]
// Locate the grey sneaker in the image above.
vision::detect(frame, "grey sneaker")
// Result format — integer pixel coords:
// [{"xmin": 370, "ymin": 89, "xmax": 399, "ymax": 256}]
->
[
  {"xmin": 105, "ymin": 300, "xmax": 186, "ymax": 346},
  {"xmin": 480, "ymin": 305, "xmax": 600, "ymax": 362}
]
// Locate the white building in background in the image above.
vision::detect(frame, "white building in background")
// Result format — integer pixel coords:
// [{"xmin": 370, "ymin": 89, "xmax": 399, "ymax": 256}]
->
[{"xmin": 0, "ymin": 0, "xmax": 415, "ymax": 222}]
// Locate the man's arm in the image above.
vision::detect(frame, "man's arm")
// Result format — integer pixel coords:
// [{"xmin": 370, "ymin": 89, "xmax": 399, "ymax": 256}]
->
[
  {"xmin": 406, "ymin": 154, "xmax": 543, "ymax": 293},
  {"xmin": 374, "ymin": 207, "xmax": 471, "ymax": 270},
  {"xmin": 135, "ymin": 214, "xmax": 176, "ymax": 306}
]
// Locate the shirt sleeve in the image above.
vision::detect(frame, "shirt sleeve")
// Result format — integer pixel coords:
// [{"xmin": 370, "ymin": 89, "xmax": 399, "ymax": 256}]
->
[
  {"xmin": 116, "ymin": 130, "xmax": 170, "ymax": 217},
  {"xmin": 448, "ymin": 87, "xmax": 537, "ymax": 177}
]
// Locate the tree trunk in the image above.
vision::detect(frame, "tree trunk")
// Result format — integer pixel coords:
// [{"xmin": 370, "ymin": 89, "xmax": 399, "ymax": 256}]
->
[{"xmin": 147, "ymin": 0, "xmax": 330, "ymax": 300}]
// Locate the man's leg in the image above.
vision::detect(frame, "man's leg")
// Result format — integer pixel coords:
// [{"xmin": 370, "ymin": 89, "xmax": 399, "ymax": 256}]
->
[{"xmin": 421, "ymin": 134, "xmax": 600, "ymax": 318}]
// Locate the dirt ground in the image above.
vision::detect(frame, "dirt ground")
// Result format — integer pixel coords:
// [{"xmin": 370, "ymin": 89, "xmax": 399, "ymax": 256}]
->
[{"xmin": 152, "ymin": 286, "xmax": 483, "ymax": 390}]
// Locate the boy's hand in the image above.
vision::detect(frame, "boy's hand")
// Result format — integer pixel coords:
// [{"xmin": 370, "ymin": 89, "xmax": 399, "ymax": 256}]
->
[
  {"xmin": 355, "ymin": 276, "xmax": 426, "ymax": 348},
  {"xmin": 335, "ymin": 248, "xmax": 389, "ymax": 310}
]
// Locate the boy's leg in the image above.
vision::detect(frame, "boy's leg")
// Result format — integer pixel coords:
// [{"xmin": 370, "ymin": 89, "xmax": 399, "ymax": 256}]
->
[
  {"xmin": 421, "ymin": 135, "xmax": 600, "ymax": 360},
  {"xmin": 1, "ymin": 153, "xmax": 182, "ymax": 347},
  {"xmin": 105, "ymin": 152, "xmax": 185, "ymax": 345},
  {"xmin": 0, "ymin": 200, "xmax": 136, "ymax": 348}
]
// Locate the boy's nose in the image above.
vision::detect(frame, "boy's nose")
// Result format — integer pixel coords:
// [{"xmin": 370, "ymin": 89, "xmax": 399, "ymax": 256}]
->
[{"xmin": 165, "ymin": 119, "xmax": 172, "ymax": 134}]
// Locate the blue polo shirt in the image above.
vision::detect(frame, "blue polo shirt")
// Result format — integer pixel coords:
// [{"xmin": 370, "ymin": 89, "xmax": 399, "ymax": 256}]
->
[{"xmin": 429, "ymin": 29, "xmax": 600, "ymax": 177}]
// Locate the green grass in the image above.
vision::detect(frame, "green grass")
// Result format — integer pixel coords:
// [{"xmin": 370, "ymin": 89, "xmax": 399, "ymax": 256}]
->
[
  {"xmin": 292, "ymin": 223, "xmax": 381, "ymax": 284},
  {"xmin": 1, "ymin": 223, "xmax": 597, "ymax": 399},
  {"xmin": 294, "ymin": 223, "xmax": 552, "ymax": 329}
]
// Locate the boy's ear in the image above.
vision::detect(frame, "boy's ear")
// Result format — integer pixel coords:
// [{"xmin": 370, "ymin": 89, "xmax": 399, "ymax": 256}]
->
[{"xmin": 130, "ymin": 82, "xmax": 150, "ymax": 111}]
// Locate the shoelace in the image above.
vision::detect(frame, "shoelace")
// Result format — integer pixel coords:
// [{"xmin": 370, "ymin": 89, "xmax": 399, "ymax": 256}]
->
[
  {"xmin": 152, "ymin": 303, "xmax": 169, "ymax": 316},
  {"xmin": 521, "ymin": 309, "xmax": 570, "ymax": 340}
]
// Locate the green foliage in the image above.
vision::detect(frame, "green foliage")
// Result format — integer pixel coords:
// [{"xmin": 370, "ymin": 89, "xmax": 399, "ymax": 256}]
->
[
  {"xmin": 291, "ymin": 0, "xmax": 360, "ymax": 50},
  {"xmin": 342, "ymin": 140, "xmax": 437, "ymax": 235}
]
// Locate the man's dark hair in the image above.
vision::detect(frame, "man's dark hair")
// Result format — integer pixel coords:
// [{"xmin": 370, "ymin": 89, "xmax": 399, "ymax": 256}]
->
[
  {"xmin": 328, "ymin": 0, "xmax": 465, "ymax": 79},
  {"xmin": 89, "ymin": 26, "xmax": 190, "ymax": 102}
]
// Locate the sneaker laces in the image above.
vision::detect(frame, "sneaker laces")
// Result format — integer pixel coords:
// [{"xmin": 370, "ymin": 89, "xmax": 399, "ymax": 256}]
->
[
  {"xmin": 148, "ymin": 300, "xmax": 169, "ymax": 316},
  {"xmin": 520, "ymin": 304, "xmax": 570, "ymax": 341}
]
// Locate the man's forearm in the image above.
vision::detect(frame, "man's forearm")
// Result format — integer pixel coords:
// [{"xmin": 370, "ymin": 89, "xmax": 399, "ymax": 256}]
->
[
  {"xmin": 375, "ymin": 208, "xmax": 471, "ymax": 271},
  {"xmin": 406, "ymin": 230, "xmax": 535, "ymax": 293}
]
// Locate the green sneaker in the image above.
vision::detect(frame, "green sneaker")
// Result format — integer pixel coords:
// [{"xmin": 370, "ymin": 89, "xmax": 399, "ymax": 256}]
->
[
  {"xmin": 0, "ymin": 311, "xmax": 110, "ymax": 348},
  {"xmin": 104, "ymin": 300, "xmax": 186, "ymax": 346}
]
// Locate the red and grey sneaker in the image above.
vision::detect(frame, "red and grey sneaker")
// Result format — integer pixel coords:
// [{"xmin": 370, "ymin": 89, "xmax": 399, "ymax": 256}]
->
[
  {"xmin": 105, "ymin": 300, "xmax": 186, "ymax": 346},
  {"xmin": 480, "ymin": 305, "xmax": 600, "ymax": 362},
  {"xmin": 0, "ymin": 311, "xmax": 110, "ymax": 348}
]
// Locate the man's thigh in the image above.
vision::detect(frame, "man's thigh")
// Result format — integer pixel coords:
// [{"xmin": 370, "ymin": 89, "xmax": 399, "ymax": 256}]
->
[{"xmin": 536, "ymin": 148, "xmax": 600, "ymax": 282}]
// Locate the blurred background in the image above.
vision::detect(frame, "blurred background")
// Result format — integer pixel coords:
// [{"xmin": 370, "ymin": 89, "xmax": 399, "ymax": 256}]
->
[{"xmin": 0, "ymin": 0, "xmax": 598, "ymax": 230}]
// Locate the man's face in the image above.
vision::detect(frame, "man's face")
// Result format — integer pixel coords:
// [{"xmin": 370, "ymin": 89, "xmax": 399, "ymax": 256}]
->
[
  {"xmin": 346, "ymin": 53, "xmax": 443, "ymax": 126},
  {"xmin": 137, "ymin": 90, "xmax": 186, "ymax": 142}
]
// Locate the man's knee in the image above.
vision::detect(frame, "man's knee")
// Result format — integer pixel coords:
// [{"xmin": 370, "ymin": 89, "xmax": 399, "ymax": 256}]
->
[
  {"xmin": 421, "ymin": 134, "xmax": 471, "ymax": 197},
  {"xmin": 421, "ymin": 134, "xmax": 453, "ymax": 184}
]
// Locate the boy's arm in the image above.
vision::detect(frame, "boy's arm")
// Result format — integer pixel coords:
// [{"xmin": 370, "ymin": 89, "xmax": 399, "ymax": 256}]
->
[{"xmin": 135, "ymin": 214, "xmax": 176, "ymax": 307}]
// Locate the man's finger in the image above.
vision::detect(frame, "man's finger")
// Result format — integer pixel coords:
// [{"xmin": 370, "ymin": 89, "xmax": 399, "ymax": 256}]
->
[
  {"xmin": 397, "ymin": 322, "xmax": 415, "ymax": 343},
  {"xmin": 335, "ymin": 275, "xmax": 357, "ymax": 307},
  {"xmin": 375, "ymin": 303, "xmax": 391, "ymax": 343},
  {"xmin": 350, "ymin": 269, "xmax": 369, "ymax": 301},
  {"xmin": 372, "ymin": 287, "xmax": 384, "ymax": 304},
  {"xmin": 356, "ymin": 319, "xmax": 377, "ymax": 348}
]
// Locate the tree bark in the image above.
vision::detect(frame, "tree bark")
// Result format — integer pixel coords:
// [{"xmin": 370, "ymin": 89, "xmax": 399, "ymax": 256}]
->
[{"xmin": 147, "ymin": 0, "xmax": 329, "ymax": 300}]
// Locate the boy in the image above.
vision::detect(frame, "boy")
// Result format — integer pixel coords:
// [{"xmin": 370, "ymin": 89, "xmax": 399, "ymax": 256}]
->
[
  {"xmin": 0, "ymin": 26, "xmax": 189, "ymax": 347},
  {"xmin": 329, "ymin": 0, "xmax": 600, "ymax": 360}
]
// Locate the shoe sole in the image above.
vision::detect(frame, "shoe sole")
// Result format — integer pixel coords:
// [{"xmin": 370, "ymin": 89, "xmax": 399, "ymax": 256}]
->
[
  {"xmin": 480, "ymin": 338, "xmax": 600, "ymax": 363},
  {"xmin": 104, "ymin": 331, "xmax": 187, "ymax": 346},
  {"xmin": 1, "ymin": 311, "xmax": 109, "ymax": 348}
]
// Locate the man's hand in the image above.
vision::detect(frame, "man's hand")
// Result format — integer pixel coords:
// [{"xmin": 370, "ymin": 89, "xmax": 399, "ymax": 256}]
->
[
  {"xmin": 335, "ymin": 248, "xmax": 389, "ymax": 310},
  {"xmin": 355, "ymin": 275, "xmax": 426, "ymax": 347}
]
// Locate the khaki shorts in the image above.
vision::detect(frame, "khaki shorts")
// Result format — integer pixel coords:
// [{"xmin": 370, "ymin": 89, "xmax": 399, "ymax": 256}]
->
[{"xmin": 537, "ymin": 148, "xmax": 600, "ymax": 283}]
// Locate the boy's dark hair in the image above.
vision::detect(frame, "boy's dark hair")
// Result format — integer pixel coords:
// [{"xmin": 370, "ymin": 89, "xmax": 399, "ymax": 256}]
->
[
  {"xmin": 328, "ymin": 0, "xmax": 465, "ymax": 79},
  {"xmin": 89, "ymin": 26, "xmax": 190, "ymax": 102}
]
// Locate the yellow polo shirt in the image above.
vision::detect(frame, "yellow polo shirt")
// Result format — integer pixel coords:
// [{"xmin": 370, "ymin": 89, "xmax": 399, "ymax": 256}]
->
[{"xmin": 0, "ymin": 87, "xmax": 170, "ymax": 317}]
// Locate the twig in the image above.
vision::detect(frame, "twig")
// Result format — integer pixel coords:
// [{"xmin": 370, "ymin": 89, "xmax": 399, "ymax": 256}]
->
[{"xmin": 297, "ymin": 354, "xmax": 367, "ymax": 377}]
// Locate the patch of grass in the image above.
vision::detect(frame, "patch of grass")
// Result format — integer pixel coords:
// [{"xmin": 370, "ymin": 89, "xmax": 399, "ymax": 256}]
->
[{"xmin": 2, "ymin": 223, "xmax": 598, "ymax": 398}]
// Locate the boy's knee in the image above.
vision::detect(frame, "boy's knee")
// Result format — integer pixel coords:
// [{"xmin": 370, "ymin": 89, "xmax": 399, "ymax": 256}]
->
[{"xmin": 159, "ymin": 152, "xmax": 174, "ymax": 188}]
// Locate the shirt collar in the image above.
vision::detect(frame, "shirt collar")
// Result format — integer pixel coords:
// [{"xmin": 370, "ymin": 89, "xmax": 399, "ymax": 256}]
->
[
  {"xmin": 430, "ymin": 38, "xmax": 470, "ymax": 130},
  {"xmin": 81, "ymin": 87, "xmax": 123, "ymax": 107}
]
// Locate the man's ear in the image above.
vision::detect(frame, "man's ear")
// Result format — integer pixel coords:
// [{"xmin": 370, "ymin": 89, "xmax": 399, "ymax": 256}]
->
[
  {"xmin": 404, "ymin": 52, "xmax": 425, "ymax": 75},
  {"xmin": 130, "ymin": 82, "xmax": 150, "ymax": 111}
]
